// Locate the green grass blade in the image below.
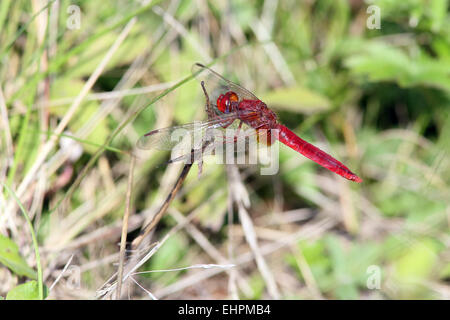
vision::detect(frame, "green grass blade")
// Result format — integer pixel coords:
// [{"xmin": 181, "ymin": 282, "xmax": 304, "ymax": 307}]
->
[{"xmin": 2, "ymin": 184, "xmax": 44, "ymax": 300}]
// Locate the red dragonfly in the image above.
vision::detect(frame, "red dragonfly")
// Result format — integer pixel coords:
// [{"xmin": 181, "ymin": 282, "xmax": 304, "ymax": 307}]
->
[{"xmin": 138, "ymin": 63, "xmax": 362, "ymax": 183}]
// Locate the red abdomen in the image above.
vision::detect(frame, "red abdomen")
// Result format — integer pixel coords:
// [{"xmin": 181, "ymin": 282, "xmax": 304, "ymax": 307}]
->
[{"xmin": 276, "ymin": 124, "xmax": 362, "ymax": 182}]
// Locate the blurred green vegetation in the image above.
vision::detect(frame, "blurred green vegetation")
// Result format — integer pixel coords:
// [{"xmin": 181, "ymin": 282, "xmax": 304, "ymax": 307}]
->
[{"xmin": 0, "ymin": 0, "xmax": 448, "ymax": 299}]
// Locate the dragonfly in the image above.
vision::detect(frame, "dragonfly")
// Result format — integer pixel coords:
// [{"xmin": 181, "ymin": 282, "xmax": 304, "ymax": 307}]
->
[{"xmin": 137, "ymin": 63, "xmax": 362, "ymax": 183}]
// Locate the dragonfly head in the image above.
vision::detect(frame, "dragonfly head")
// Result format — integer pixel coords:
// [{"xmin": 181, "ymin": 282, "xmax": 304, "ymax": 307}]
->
[{"xmin": 217, "ymin": 91, "xmax": 239, "ymax": 113}]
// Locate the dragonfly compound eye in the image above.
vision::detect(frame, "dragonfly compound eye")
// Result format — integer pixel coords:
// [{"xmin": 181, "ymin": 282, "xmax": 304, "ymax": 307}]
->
[
  {"xmin": 217, "ymin": 94, "xmax": 227, "ymax": 113},
  {"xmin": 217, "ymin": 91, "xmax": 239, "ymax": 113},
  {"xmin": 229, "ymin": 92, "xmax": 238, "ymax": 102}
]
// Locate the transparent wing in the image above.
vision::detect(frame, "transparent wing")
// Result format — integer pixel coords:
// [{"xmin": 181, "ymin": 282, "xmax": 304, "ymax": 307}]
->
[
  {"xmin": 163, "ymin": 126, "xmax": 274, "ymax": 164},
  {"xmin": 136, "ymin": 113, "xmax": 238, "ymax": 151},
  {"xmin": 137, "ymin": 115, "xmax": 276, "ymax": 164},
  {"xmin": 192, "ymin": 63, "xmax": 260, "ymax": 105}
]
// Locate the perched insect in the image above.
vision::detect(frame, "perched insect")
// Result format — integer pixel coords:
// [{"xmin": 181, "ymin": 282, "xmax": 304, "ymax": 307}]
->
[{"xmin": 138, "ymin": 63, "xmax": 362, "ymax": 183}]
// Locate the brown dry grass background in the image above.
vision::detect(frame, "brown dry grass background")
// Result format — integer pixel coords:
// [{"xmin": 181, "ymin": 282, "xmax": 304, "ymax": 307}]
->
[{"xmin": 0, "ymin": 0, "xmax": 449, "ymax": 300}]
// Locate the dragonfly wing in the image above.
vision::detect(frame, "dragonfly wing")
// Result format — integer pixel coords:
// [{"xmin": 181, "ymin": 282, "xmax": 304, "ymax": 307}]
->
[
  {"xmin": 137, "ymin": 123, "xmax": 197, "ymax": 150},
  {"xmin": 192, "ymin": 63, "xmax": 259, "ymax": 104},
  {"xmin": 167, "ymin": 139, "xmax": 217, "ymax": 164},
  {"xmin": 136, "ymin": 114, "xmax": 239, "ymax": 151}
]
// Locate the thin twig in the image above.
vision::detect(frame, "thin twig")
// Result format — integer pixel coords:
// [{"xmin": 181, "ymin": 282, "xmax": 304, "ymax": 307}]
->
[
  {"xmin": 34, "ymin": 82, "xmax": 175, "ymax": 108},
  {"xmin": 129, "ymin": 276, "xmax": 158, "ymax": 300},
  {"xmin": 49, "ymin": 254, "xmax": 75, "ymax": 292},
  {"xmin": 227, "ymin": 164, "xmax": 281, "ymax": 299},
  {"xmin": 133, "ymin": 263, "xmax": 235, "ymax": 275},
  {"xmin": 131, "ymin": 161, "xmax": 193, "ymax": 249},
  {"xmin": 226, "ymin": 168, "xmax": 239, "ymax": 299},
  {"xmin": 116, "ymin": 155, "xmax": 136, "ymax": 299},
  {"xmin": 289, "ymin": 245, "xmax": 323, "ymax": 299}
]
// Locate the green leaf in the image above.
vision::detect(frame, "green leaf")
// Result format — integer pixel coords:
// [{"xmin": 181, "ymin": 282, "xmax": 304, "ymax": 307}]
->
[
  {"xmin": 344, "ymin": 42, "xmax": 450, "ymax": 91},
  {"xmin": 6, "ymin": 281, "xmax": 48, "ymax": 300},
  {"xmin": 394, "ymin": 239, "xmax": 438, "ymax": 281},
  {"xmin": 0, "ymin": 234, "xmax": 36, "ymax": 279},
  {"xmin": 246, "ymin": 274, "xmax": 265, "ymax": 299},
  {"xmin": 143, "ymin": 234, "xmax": 189, "ymax": 285},
  {"xmin": 287, "ymin": 239, "xmax": 332, "ymax": 287},
  {"xmin": 263, "ymin": 87, "xmax": 331, "ymax": 114},
  {"xmin": 429, "ymin": 0, "xmax": 447, "ymax": 32}
]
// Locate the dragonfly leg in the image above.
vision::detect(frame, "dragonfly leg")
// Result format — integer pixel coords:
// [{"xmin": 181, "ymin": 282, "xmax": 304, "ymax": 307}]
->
[
  {"xmin": 201, "ymin": 81, "xmax": 215, "ymax": 119},
  {"xmin": 234, "ymin": 120, "xmax": 243, "ymax": 142},
  {"xmin": 219, "ymin": 118, "xmax": 236, "ymax": 129},
  {"xmin": 198, "ymin": 158, "xmax": 203, "ymax": 177}
]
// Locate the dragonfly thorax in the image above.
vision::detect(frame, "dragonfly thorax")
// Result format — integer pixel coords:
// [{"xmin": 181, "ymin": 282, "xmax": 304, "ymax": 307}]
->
[{"xmin": 237, "ymin": 99, "xmax": 277, "ymax": 130}]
